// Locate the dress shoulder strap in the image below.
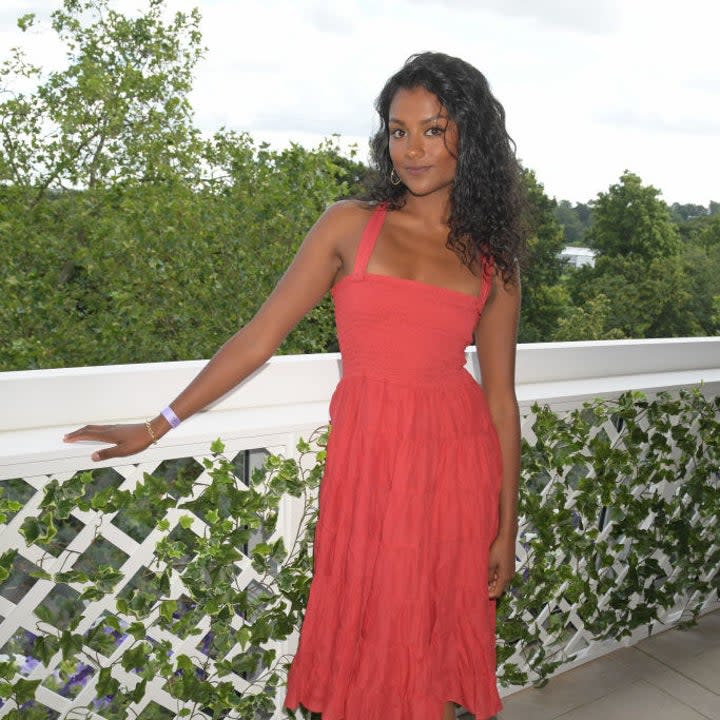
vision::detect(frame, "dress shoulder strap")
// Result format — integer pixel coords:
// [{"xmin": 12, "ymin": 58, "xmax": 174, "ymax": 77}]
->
[{"xmin": 352, "ymin": 204, "xmax": 388, "ymax": 277}]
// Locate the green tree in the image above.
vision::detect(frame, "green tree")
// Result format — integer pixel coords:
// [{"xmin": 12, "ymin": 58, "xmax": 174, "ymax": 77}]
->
[
  {"xmin": 695, "ymin": 214, "xmax": 720, "ymax": 249},
  {"xmin": 669, "ymin": 202, "xmax": 710, "ymax": 223},
  {"xmin": 586, "ymin": 171, "xmax": 681, "ymax": 259},
  {"xmin": 0, "ymin": 0, "xmax": 204, "ymax": 197},
  {"xmin": 679, "ymin": 214, "xmax": 720, "ymax": 335},
  {"xmin": 518, "ymin": 169, "xmax": 570, "ymax": 343},
  {"xmin": 565, "ymin": 172, "xmax": 700, "ymax": 338},
  {"xmin": 0, "ymin": 1, "xmax": 347, "ymax": 371},
  {"xmin": 326, "ymin": 144, "xmax": 372, "ymax": 199},
  {"xmin": 553, "ymin": 199, "xmax": 589, "ymax": 246},
  {"xmin": 676, "ymin": 205, "xmax": 720, "ymax": 246},
  {"xmin": 552, "ymin": 294, "xmax": 624, "ymax": 342}
]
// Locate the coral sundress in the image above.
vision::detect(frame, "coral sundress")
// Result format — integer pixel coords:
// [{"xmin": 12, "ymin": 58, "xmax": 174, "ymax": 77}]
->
[{"xmin": 283, "ymin": 204, "xmax": 503, "ymax": 720}]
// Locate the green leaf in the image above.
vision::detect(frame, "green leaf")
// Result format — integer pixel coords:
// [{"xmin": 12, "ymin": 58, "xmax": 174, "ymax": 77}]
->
[
  {"xmin": 236, "ymin": 625, "xmax": 250, "ymax": 650},
  {"xmin": 0, "ymin": 661, "xmax": 18, "ymax": 682},
  {"xmin": 13, "ymin": 678, "xmax": 41, "ymax": 704},
  {"xmin": 132, "ymin": 678, "xmax": 147, "ymax": 704},
  {"xmin": 59, "ymin": 631, "xmax": 83, "ymax": 660},
  {"xmin": 159, "ymin": 599, "xmax": 176, "ymax": 623},
  {"xmin": 0, "ymin": 550, "xmax": 18, "ymax": 583},
  {"xmin": 19, "ymin": 516, "xmax": 42, "ymax": 545},
  {"xmin": 96, "ymin": 667, "xmax": 119, "ymax": 697},
  {"xmin": 31, "ymin": 635, "xmax": 58, "ymax": 666},
  {"xmin": 55, "ymin": 570, "xmax": 90, "ymax": 584},
  {"xmin": 28, "ymin": 568, "xmax": 52, "ymax": 581},
  {"xmin": 127, "ymin": 622, "xmax": 147, "ymax": 641},
  {"xmin": 104, "ymin": 614, "xmax": 121, "ymax": 632},
  {"xmin": 17, "ymin": 13, "xmax": 35, "ymax": 31}
]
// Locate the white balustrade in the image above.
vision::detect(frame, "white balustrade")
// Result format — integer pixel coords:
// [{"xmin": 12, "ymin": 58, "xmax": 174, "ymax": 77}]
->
[{"xmin": 1, "ymin": 337, "xmax": 719, "ymax": 718}]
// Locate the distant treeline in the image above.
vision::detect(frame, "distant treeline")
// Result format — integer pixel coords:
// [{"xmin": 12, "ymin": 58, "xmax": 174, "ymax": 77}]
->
[{"xmin": 554, "ymin": 199, "xmax": 720, "ymax": 247}]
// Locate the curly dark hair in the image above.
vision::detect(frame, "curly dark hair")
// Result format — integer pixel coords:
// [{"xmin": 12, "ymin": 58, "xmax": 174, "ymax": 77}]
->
[{"xmin": 367, "ymin": 51, "xmax": 527, "ymax": 283}]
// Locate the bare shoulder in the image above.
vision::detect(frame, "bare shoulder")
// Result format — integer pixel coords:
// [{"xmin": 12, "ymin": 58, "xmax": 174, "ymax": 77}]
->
[
  {"xmin": 312, "ymin": 199, "xmax": 378, "ymax": 277},
  {"xmin": 314, "ymin": 198, "xmax": 376, "ymax": 235}
]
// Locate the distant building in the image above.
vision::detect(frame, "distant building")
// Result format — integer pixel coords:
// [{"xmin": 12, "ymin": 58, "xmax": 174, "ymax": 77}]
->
[{"xmin": 561, "ymin": 246, "xmax": 596, "ymax": 268}]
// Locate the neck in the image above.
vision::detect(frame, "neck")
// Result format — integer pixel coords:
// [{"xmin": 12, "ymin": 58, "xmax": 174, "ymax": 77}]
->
[{"xmin": 400, "ymin": 187, "xmax": 452, "ymax": 227}]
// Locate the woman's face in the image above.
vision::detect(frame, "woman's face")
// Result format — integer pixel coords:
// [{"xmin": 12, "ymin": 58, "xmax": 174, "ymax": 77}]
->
[{"xmin": 387, "ymin": 86, "xmax": 459, "ymax": 198}]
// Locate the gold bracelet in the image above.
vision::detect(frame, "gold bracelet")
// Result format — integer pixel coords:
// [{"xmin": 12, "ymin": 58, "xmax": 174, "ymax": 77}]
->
[{"xmin": 144, "ymin": 420, "xmax": 158, "ymax": 445}]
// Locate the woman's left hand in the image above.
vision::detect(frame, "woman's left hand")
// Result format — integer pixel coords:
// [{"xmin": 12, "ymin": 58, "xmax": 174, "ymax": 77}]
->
[{"xmin": 487, "ymin": 532, "xmax": 516, "ymax": 599}]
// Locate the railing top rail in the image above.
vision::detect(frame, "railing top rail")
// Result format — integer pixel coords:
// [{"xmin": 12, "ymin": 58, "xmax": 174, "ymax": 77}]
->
[{"xmin": 2, "ymin": 338, "xmax": 719, "ymax": 433}]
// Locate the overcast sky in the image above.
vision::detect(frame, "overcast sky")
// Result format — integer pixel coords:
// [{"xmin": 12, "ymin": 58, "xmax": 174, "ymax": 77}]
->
[{"xmin": 2, "ymin": 0, "xmax": 718, "ymax": 204}]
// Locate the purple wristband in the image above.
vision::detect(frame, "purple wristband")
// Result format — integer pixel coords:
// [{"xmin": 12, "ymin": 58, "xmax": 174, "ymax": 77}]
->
[{"xmin": 161, "ymin": 406, "xmax": 181, "ymax": 429}]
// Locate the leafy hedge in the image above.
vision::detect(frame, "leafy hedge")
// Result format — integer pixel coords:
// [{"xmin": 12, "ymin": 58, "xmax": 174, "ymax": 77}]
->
[
  {"xmin": 0, "ymin": 388, "xmax": 718, "ymax": 718},
  {"xmin": 1, "ymin": 136, "xmax": 348, "ymax": 371}
]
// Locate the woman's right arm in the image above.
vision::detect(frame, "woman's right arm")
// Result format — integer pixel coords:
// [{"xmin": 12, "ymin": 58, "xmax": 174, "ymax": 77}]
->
[{"xmin": 63, "ymin": 201, "xmax": 361, "ymax": 461}]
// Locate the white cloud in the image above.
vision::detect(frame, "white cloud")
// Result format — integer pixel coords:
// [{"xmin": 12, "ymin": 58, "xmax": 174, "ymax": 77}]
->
[
  {"xmin": 1, "ymin": 0, "xmax": 718, "ymax": 204},
  {"xmin": 406, "ymin": 0, "xmax": 621, "ymax": 34},
  {"xmin": 305, "ymin": 3, "xmax": 354, "ymax": 34},
  {"xmin": 596, "ymin": 109, "xmax": 720, "ymax": 137}
]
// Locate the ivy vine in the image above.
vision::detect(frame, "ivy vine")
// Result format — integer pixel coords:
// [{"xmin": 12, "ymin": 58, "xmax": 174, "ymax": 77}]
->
[{"xmin": 497, "ymin": 386, "xmax": 720, "ymax": 687}]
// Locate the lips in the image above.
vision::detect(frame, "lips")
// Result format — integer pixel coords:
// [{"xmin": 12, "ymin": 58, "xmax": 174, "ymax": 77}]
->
[{"xmin": 404, "ymin": 166, "xmax": 432, "ymax": 175}]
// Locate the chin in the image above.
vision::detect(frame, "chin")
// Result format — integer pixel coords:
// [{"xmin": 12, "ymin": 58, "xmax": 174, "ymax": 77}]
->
[{"xmin": 405, "ymin": 183, "xmax": 451, "ymax": 198}]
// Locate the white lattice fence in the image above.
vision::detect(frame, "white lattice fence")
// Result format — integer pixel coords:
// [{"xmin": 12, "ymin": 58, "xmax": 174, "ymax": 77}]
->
[
  {"xmin": 0, "ymin": 430, "xmax": 321, "ymax": 720},
  {"xmin": 499, "ymin": 391, "xmax": 720, "ymax": 691},
  {"xmin": 1, "ymin": 339, "xmax": 720, "ymax": 717}
]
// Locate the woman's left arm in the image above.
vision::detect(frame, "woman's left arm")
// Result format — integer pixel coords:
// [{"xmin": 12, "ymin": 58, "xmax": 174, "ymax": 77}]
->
[{"xmin": 473, "ymin": 267, "xmax": 521, "ymax": 598}]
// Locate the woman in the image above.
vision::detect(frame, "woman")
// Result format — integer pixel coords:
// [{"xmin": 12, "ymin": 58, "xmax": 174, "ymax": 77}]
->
[{"xmin": 65, "ymin": 52, "xmax": 524, "ymax": 720}]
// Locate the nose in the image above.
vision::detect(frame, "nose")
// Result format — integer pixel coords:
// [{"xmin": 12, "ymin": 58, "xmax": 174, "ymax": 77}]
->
[{"xmin": 406, "ymin": 133, "xmax": 425, "ymax": 159}]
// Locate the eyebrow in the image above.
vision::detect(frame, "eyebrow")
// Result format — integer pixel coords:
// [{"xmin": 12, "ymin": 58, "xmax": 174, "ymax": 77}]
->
[{"xmin": 388, "ymin": 113, "xmax": 448, "ymax": 126}]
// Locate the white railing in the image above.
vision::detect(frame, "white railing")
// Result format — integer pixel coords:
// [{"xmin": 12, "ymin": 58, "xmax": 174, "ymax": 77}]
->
[{"xmin": 1, "ymin": 337, "xmax": 719, "ymax": 718}]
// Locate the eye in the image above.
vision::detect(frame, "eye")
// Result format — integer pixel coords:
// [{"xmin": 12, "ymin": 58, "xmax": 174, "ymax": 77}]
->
[
  {"xmin": 389, "ymin": 128, "xmax": 405, "ymax": 139},
  {"xmin": 426, "ymin": 125, "xmax": 446, "ymax": 136}
]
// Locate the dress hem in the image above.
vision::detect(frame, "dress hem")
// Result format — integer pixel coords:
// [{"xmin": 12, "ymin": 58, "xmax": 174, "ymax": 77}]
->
[{"xmin": 283, "ymin": 695, "xmax": 504, "ymax": 720}]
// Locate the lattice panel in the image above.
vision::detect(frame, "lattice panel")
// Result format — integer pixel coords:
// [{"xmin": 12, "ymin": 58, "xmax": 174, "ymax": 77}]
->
[
  {"xmin": 0, "ymin": 441, "xmax": 309, "ymax": 720},
  {"xmin": 500, "ymin": 401, "xmax": 720, "ymax": 686},
  {"xmin": 1, "ymin": 396, "xmax": 719, "ymax": 717}
]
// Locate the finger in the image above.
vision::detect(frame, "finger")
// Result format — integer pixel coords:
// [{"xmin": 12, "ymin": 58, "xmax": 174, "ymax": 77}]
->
[
  {"xmin": 64, "ymin": 425, "xmax": 99, "ymax": 441},
  {"xmin": 64, "ymin": 425, "xmax": 114, "ymax": 442},
  {"xmin": 490, "ymin": 572, "xmax": 513, "ymax": 598},
  {"xmin": 487, "ymin": 563, "xmax": 498, "ymax": 588},
  {"xmin": 92, "ymin": 445, "xmax": 122, "ymax": 462},
  {"xmin": 489, "ymin": 579, "xmax": 506, "ymax": 599}
]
